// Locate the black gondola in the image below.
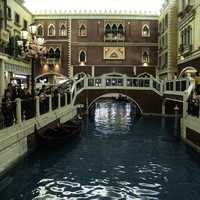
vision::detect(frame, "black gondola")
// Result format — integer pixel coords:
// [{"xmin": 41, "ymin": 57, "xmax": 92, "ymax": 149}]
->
[{"xmin": 37, "ymin": 119, "xmax": 81, "ymax": 146}]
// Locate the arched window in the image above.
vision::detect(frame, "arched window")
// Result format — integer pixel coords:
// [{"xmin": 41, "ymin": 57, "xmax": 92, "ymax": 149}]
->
[
  {"xmin": 112, "ymin": 24, "xmax": 118, "ymax": 35},
  {"xmin": 80, "ymin": 24, "xmax": 87, "ymax": 36},
  {"xmin": 48, "ymin": 24, "xmax": 55, "ymax": 36},
  {"xmin": 118, "ymin": 24, "xmax": 124, "ymax": 35},
  {"xmin": 105, "ymin": 24, "xmax": 112, "ymax": 35},
  {"xmin": 60, "ymin": 25, "xmax": 67, "ymax": 36},
  {"xmin": 142, "ymin": 51, "xmax": 149, "ymax": 64},
  {"xmin": 37, "ymin": 24, "xmax": 44, "ymax": 36},
  {"xmin": 55, "ymin": 48, "xmax": 61, "ymax": 59},
  {"xmin": 79, "ymin": 50, "xmax": 86, "ymax": 63},
  {"xmin": 142, "ymin": 25, "xmax": 150, "ymax": 37},
  {"xmin": 48, "ymin": 48, "xmax": 55, "ymax": 58}
]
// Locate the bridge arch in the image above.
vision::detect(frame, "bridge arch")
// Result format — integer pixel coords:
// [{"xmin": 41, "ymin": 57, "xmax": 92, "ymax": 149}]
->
[
  {"xmin": 179, "ymin": 66, "xmax": 197, "ymax": 78},
  {"xmin": 88, "ymin": 93, "xmax": 143, "ymax": 114}
]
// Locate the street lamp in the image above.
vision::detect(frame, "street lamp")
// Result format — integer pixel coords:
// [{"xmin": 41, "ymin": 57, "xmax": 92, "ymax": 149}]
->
[{"xmin": 17, "ymin": 23, "xmax": 46, "ymax": 96}]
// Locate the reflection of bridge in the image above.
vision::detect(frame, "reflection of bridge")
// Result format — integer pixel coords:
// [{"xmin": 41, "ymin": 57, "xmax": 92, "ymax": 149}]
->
[{"xmin": 0, "ymin": 72, "xmax": 193, "ymax": 175}]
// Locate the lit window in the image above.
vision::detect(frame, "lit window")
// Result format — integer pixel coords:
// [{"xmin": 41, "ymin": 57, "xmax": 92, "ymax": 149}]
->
[
  {"xmin": 142, "ymin": 51, "xmax": 149, "ymax": 65},
  {"xmin": 142, "ymin": 25, "xmax": 150, "ymax": 37},
  {"xmin": 48, "ymin": 24, "xmax": 55, "ymax": 36},
  {"xmin": 80, "ymin": 24, "xmax": 87, "ymax": 37},
  {"xmin": 60, "ymin": 25, "xmax": 67, "ymax": 36},
  {"xmin": 79, "ymin": 50, "xmax": 86, "ymax": 64}
]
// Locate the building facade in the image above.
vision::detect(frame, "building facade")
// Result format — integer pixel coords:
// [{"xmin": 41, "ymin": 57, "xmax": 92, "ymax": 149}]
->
[
  {"xmin": 158, "ymin": 0, "xmax": 177, "ymax": 80},
  {"xmin": 177, "ymin": 0, "xmax": 200, "ymax": 77},
  {"xmin": 0, "ymin": 0, "xmax": 32, "ymax": 98},
  {"xmin": 33, "ymin": 11, "xmax": 158, "ymax": 81}
]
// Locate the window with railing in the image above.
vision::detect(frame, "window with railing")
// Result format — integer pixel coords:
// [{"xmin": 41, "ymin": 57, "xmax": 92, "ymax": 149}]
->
[
  {"xmin": 14, "ymin": 12, "xmax": 20, "ymax": 26},
  {"xmin": 60, "ymin": 25, "xmax": 67, "ymax": 36},
  {"xmin": 79, "ymin": 24, "xmax": 87, "ymax": 37},
  {"xmin": 48, "ymin": 24, "xmax": 55, "ymax": 36},
  {"xmin": 7, "ymin": 7, "xmax": 11, "ymax": 19},
  {"xmin": 179, "ymin": 25, "xmax": 192, "ymax": 53},
  {"xmin": 104, "ymin": 23, "xmax": 125, "ymax": 41},
  {"xmin": 37, "ymin": 24, "xmax": 44, "ymax": 36}
]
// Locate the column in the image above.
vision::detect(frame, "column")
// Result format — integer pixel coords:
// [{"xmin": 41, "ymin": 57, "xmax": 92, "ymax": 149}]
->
[
  {"xmin": 92, "ymin": 65, "xmax": 95, "ymax": 77},
  {"xmin": 0, "ymin": 59, "xmax": 5, "ymax": 100},
  {"xmin": 36, "ymin": 96, "xmax": 40, "ymax": 117},
  {"xmin": 162, "ymin": 100, "xmax": 166, "ymax": 116},
  {"xmin": 48, "ymin": 95, "xmax": 52, "ymax": 112},
  {"xmin": 16, "ymin": 98, "xmax": 22, "ymax": 124}
]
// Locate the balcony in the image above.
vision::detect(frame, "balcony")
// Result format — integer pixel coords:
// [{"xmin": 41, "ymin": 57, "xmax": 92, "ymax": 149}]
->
[
  {"xmin": 179, "ymin": 44, "xmax": 193, "ymax": 55},
  {"xmin": 41, "ymin": 58, "xmax": 61, "ymax": 65},
  {"xmin": 0, "ymin": 30, "xmax": 9, "ymax": 43},
  {"xmin": 178, "ymin": 5, "xmax": 195, "ymax": 27},
  {"xmin": 104, "ymin": 33, "xmax": 125, "ymax": 42}
]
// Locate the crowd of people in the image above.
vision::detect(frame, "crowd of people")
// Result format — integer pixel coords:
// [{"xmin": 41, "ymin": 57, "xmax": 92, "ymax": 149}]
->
[{"xmin": 0, "ymin": 82, "xmax": 71, "ymax": 128}]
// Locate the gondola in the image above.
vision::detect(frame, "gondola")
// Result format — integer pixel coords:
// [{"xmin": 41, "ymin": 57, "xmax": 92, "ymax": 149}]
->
[{"xmin": 37, "ymin": 119, "xmax": 81, "ymax": 146}]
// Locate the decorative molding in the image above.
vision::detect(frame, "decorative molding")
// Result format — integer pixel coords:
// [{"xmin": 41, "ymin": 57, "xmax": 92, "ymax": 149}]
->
[
  {"xmin": 71, "ymin": 42, "xmax": 158, "ymax": 47},
  {"xmin": 33, "ymin": 10, "xmax": 159, "ymax": 20}
]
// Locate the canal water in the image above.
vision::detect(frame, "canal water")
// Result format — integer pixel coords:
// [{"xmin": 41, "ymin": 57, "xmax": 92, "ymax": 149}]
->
[{"xmin": 1, "ymin": 100, "xmax": 200, "ymax": 199}]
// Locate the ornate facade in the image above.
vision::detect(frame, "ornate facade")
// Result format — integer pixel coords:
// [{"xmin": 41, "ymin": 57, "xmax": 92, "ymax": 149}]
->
[
  {"xmin": 177, "ymin": 0, "xmax": 200, "ymax": 77},
  {"xmin": 34, "ymin": 11, "xmax": 158, "ymax": 79},
  {"xmin": 158, "ymin": 0, "xmax": 177, "ymax": 80}
]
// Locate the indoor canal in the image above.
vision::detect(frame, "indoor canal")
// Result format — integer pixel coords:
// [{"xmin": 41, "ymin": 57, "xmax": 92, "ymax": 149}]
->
[{"xmin": 1, "ymin": 99, "xmax": 200, "ymax": 200}]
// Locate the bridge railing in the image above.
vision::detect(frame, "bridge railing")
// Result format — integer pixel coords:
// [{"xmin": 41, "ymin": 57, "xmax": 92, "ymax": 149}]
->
[
  {"xmin": 84, "ymin": 76, "xmax": 162, "ymax": 93},
  {"xmin": 0, "ymin": 91, "xmax": 74, "ymax": 130},
  {"xmin": 164, "ymin": 79, "xmax": 190, "ymax": 94}
]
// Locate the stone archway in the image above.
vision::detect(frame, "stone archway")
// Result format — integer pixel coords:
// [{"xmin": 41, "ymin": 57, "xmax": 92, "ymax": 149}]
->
[{"xmin": 88, "ymin": 93, "xmax": 143, "ymax": 114}]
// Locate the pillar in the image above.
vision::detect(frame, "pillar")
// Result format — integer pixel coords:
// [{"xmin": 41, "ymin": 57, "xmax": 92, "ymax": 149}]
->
[
  {"xmin": 36, "ymin": 96, "xmax": 40, "ymax": 117},
  {"xmin": 162, "ymin": 100, "xmax": 166, "ymax": 116},
  {"xmin": 58, "ymin": 93, "xmax": 61, "ymax": 108},
  {"xmin": 174, "ymin": 105, "xmax": 179, "ymax": 136},
  {"xmin": 16, "ymin": 98, "xmax": 22, "ymax": 124},
  {"xmin": 92, "ymin": 65, "xmax": 95, "ymax": 77},
  {"xmin": 65, "ymin": 93, "xmax": 68, "ymax": 106},
  {"xmin": 48, "ymin": 95, "xmax": 52, "ymax": 112},
  {"xmin": 0, "ymin": 59, "xmax": 5, "ymax": 100}
]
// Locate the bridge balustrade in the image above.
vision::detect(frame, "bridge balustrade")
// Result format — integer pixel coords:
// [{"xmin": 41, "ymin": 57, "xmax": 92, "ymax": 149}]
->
[
  {"xmin": 165, "ymin": 79, "xmax": 189, "ymax": 93},
  {"xmin": 85, "ymin": 77, "xmax": 162, "ymax": 93}
]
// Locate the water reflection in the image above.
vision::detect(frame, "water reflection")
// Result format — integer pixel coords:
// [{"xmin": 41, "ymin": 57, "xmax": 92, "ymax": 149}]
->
[
  {"xmin": 1, "ymin": 101, "xmax": 200, "ymax": 200},
  {"xmin": 94, "ymin": 100, "xmax": 135, "ymax": 136}
]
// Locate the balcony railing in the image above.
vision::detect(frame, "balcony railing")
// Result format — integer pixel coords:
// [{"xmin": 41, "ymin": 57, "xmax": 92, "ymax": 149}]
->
[
  {"xmin": 104, "ymin": 33, "xmax": 125, "ymax": 42},
  {"xmin": 41, "ymin": 58, "xmax": 60, "ymax": 65},
  {"xmin": 179, "ymin": 44, "xmax": 193, "ymax": 55}
]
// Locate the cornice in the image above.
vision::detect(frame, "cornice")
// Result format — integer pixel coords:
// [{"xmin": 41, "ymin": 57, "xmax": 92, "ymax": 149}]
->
[{"xmin": 33, "ymin": 10, "xmax": 159, "ymax": 20}]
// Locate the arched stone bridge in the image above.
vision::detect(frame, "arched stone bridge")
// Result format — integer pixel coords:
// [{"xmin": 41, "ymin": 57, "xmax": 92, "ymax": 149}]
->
[{"xmin": 71, "ymin": 73, "xmax": 192, "ymax": 115}]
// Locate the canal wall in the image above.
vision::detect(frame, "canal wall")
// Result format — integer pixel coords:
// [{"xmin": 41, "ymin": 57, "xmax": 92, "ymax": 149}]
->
[
  {"xmin": 181, "ymin": 116, "xmax": 200, "ymax": 152},
  {"xmin": 0, "ymin": 105, "xmax": 77, "ymax": 176}
]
